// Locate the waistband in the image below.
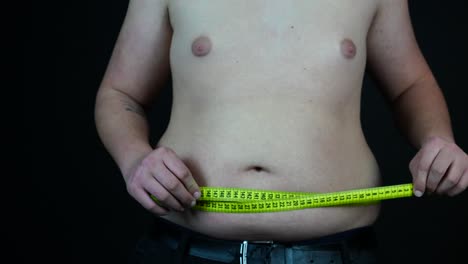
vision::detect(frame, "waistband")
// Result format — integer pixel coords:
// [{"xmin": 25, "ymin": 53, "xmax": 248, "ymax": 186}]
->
[{"xmin": 150, "ymin": 217, "xmax": 377, "ymax": 263}]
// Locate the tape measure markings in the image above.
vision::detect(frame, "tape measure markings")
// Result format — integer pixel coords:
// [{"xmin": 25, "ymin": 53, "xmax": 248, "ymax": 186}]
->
[{"xmin": 151, "ymin": 183, "xmax": 414, "ymax": 213}]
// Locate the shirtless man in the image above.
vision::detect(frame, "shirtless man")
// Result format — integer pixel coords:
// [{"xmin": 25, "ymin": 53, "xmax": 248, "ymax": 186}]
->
[{"xmin": 94, "ymin": 0, "xmax": 468, "ymax": 263}]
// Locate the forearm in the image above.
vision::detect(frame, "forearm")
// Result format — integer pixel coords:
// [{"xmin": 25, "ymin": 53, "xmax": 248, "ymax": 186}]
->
[
  {"xmin": 94, "ymin": 87, "xmax": 154, "ymax": 178},
  {"xmin": 390, "ymin": 74, "xmax": 454, "ymax": 149}
]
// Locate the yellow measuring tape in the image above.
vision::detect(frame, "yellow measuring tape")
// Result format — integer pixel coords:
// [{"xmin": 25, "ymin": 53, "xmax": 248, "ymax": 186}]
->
[{"xmin": 151, "ymin": 183, "xmax": 414, "ymax": 213}]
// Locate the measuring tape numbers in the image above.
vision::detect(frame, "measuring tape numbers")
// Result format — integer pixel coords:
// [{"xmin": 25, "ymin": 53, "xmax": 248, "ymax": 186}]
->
[{"xmin": 151, "ymin": 183, "xmax": 414, "ymax": 213}]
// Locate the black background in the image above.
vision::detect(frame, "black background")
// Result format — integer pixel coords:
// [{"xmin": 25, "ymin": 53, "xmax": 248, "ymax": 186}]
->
[{"xmin": 20, "ymin": 1, "xmax": 467, "ymax": 263}]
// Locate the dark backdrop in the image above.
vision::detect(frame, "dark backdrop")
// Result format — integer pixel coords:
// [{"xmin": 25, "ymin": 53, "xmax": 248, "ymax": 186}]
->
[{"xmin": 20, "ymin": 1, "xmax": 467, "ymax": 263}]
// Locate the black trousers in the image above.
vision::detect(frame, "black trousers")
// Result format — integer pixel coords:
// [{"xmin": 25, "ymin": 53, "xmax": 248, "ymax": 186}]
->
[{"xmin": 128, "ymin": 217, "xmax": 378, "ymax": 264}]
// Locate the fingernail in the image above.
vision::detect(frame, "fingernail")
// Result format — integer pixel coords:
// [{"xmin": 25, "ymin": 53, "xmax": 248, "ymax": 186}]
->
[
  {"xmin": 194, "ymin": 192, "xmax": 201, "ymax": 200},
  {"xmin": 414, "ymin": 190, "xmax": 423, "ymax": 197},
  {"xmin": 191, "ymin": 200, "xmax": 196, "ymax": 207}
]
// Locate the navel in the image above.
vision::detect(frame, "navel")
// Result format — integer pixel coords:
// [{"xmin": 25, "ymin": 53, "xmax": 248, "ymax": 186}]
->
[
  {"xmin": 191, "ymin": 35, "xmax": 212, "ymax": 57},
  {"xmin": 245, "ymin": 165, "xmax": 269, "ymax": 174},
  {"xmin": 340, "ymin": 38, "xmax": 356, "ymax": 59}
]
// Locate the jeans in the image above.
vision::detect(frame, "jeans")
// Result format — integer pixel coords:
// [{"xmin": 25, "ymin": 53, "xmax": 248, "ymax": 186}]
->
[{"xmin": 128, "ymin": 217, "xmax": 378, "ymax": 264}]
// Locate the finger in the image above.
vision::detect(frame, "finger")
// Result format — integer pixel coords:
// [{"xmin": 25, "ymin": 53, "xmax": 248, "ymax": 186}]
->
[
  {"xmin": 447, "ymin": 169, "xmax": 468, "ymax": 197},
  {"xmin": 133, "ymin": 188, "xmax": 170, "ymax": 216},
  {"xmin": 162, "ymin": 150, "xmax": 201, "ymax": 198},
  {"xmin": 409, "ymin": 151, "xmax": 421, "ymax": 180},
  {"xmin": 155, "ymin": 161, "xmax": 196, "ymax": 208},
  {"xmin": 426, "ymin": 148, "xmax": 453, "ymax": 193},
  {"xmin": 144, "ymin": 171, "xmax": 186, "ymax": 212},
  {"xmin": 436, "ymin": 161, "xmax": 463, "ymax": 194},
  {"xmin": 412, "ymin": 147, "xmax": 441, "ymax": 197}
]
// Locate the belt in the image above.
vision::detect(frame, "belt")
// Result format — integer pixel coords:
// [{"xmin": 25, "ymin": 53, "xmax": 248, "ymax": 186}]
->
[{"xmin": 152, "ymin": 218, "xmax": 377, "ymax": 264}]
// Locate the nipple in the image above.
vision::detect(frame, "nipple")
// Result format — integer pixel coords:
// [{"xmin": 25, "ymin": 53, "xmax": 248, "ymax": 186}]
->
[
  {"xmin": 191, "ymin": 35, "xmax": 212, "ymax": 57},
  {"xmin": 340, "ymin": 38, "xmax": 356, "ymax": 59}
]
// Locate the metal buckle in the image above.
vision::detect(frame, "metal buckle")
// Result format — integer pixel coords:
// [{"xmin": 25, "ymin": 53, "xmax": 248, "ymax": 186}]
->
[
  {"xmin": 240, "ymin": 241, "xmax": 248, "ymax": 264},
  {"xmin": 240, "ymin": 240, "xmax": 274, "ymax": 264}
]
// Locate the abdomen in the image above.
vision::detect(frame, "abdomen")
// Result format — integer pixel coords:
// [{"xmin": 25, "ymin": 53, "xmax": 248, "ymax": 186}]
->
[{"xmin": 157, "ymin": 96, "xmax": 381, "ymax": 241}]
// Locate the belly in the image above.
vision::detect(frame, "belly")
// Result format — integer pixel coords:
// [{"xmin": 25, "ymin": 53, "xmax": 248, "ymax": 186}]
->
[{"xmin": 156, "ymin": 96, "xmax": 382, "ymax": 241}]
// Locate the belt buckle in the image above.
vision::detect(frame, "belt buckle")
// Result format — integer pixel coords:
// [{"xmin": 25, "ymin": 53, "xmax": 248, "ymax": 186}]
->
[
  {"xmin": 240, "ymin": 240, "xmax": 274, "ymax": 264},
  {"xmin": 240, "ymin": 241, "xmax": 248, "ymax": 264}
]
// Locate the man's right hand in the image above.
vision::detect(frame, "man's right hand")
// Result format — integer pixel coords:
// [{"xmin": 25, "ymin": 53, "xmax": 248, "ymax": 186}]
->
[{"xmin": 124, "ymin": 146, "xmax": 201, "ymax": 216}]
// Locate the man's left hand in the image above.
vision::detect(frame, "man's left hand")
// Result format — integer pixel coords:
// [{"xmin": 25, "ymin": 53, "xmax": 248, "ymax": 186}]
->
[{"xmin": 409, "ymin": 136, "xmax": 468, "ymax": 197}]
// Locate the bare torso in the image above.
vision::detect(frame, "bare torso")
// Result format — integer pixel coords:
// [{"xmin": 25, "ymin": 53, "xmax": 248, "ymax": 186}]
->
[{"xmin": 158, "ymin": 0, "xmax": 382, "ymax": 241}]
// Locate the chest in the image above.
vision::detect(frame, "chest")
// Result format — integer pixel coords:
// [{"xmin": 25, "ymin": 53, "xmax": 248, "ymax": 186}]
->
[
  {"xmin": 167, "ymin": 0, "xmax": 380, "ymax": 94},
  {"xmin": 168, "ymin": 1, "xmax": 378, "ymax": 39}
]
